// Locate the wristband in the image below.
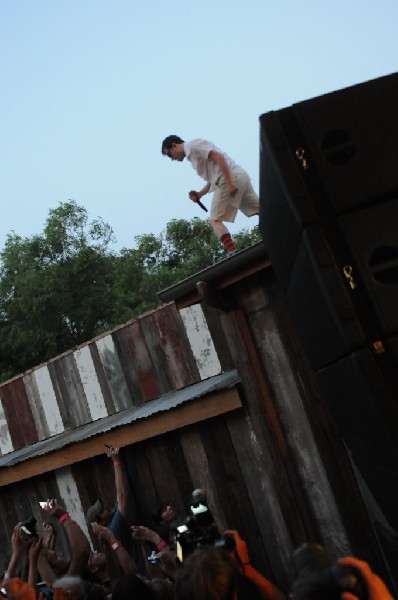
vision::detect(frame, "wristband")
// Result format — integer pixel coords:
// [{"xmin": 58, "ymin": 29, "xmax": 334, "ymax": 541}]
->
[
  {"xmin": 58, "ymin": 513, "xmax": 70, "ymax": 524},
  {"xmin": 64, "ymin": 520, "xmax": 80, "ymax": 529},
  {"xmin": 156, "ymin": 540, "xmax": 167, "ymax": 551},
  {"xmin": 112, "ymin": 541, "xmax": 122, "ymax": 551},
  {"xmin": 113, "ymin": 461, "xmax": 121, "ymax": 467}
]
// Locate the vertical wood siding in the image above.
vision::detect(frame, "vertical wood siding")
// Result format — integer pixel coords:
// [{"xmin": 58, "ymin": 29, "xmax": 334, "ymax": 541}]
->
[
  {"xmin": 0, "ymin": 379, "xmax": 38, "ymax": 449},
  {"xmin": 0, "ymin": 303, "xmax": 216, "ymax": 455},
  {"xmin": 33, "ymin": 365, "xmax": 64, "ymax": 436},
  {"xmin": 24, "ymin": 372, "xmax": 51, "ymax": 440},
  {"xmin": 74, "ymin": 346, "xmax": 108, "ymax": 420},
  {"xmin": 56, "ymin": 466, "xmax": 92, "ymax": 542},
  {"xmin": 118, "ymin": 320, "xmax": 161, "ymax": 403},
  {"xmin": 50, "ymin": 354, "xmax": 91, "ymax": 428},
  {"xmin": 0, "ymin": 399, "xmax": 13, "ymax": 455},
  {"xmin": 152, "ymin": 304, "xmax": 198, "ymax": 389},
  {"xmin": 95, "ymin": 334, "xmax": 132, "ymax": 411},
  {"xmin": 180, "ymin": 304, "xmax": 221, "ymax": 379},
  {"xmin": 0, "ymin": 272, "xmax": 382, "ymax": 590}
]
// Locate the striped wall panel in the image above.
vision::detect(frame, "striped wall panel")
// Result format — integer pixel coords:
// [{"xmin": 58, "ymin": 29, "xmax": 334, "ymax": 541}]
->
[
  {"xmin": 179, "ymin": 304, "xmax": 222, "ymax": 379},
  {"xmin": 0, "ymin": 379, "xmax": 38, "ymax": 450},
  {"xmin": 0, "ymin": 400, "xmax": 13, "ymax": 455},
  {"xmin": 95, "ymin": 334, "xmax": 131, "ymax": 411},
  {"xmin": 151, "ymin": 303, "xmax": 198, "ymax": 389},
  {"xmin": 0, "ymin": 303, "xmax": 221, "ymax": 455},
  {"xmin": 74, "ymin": 346, "xmax": 108, "ymax": 420},
  {"xmin": 55, "ymin": 466, "xmax": 92, "ymax": 543},
  {"xmin": 32, "ymin": 365, "xmax": 65, "ymax": 436}
]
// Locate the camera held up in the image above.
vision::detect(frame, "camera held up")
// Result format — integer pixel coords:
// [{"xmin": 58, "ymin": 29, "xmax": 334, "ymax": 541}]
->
[
  {"xmin": 20, "ymin": 516, "xmax": 37, "ymax": 541},
  {"xmin": 291, "ymin": 543, "xmax": 367, "ymax": 600},
  {"xmin": 170, "ymin": 489, "xmax": 235, "ymax": 561}
]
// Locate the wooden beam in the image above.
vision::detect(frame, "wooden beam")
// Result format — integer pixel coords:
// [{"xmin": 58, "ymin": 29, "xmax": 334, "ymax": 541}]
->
[
  {"xmin": 0, "ymin": 388, "xmax": 242, "ymax": 487},
  {"xmin": 175, "ymin": 258, "xmax": 272, "ymax": 309}
]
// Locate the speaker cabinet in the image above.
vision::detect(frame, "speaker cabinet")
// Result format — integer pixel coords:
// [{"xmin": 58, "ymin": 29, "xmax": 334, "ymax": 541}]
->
[
  {"xmin": 316, "ymin": 347, "xmax": 398, "ymax": 530},
  {"xmin": 260, "ymin": 72, "xmax": 398, "ymax": 359},
  {"xmin": 286, "ymin": 224, "xmax": 365, "ymax": 370},
  {"xmin": 260, "ymin": 73, "xmax": 398, "ymax": 582}
]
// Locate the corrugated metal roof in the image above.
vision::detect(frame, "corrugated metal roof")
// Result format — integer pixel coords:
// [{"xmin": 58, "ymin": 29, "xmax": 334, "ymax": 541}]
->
[
  {"xmin": 158, "ymin": 241, "xmax": 269, "ymax": 303},
  {"xmin": 0, "ymin": 370, "xmax": 240, "ymax": 469}
]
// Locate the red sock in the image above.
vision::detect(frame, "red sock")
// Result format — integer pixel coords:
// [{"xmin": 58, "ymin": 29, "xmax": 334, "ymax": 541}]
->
[{"xmin": 220, "ymin": 233, "xmax": 237, "ymax": 252}]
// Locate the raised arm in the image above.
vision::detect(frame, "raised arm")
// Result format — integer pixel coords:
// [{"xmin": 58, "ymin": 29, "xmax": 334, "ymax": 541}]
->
[
  {"xmin": 338, "ymin": 556, "xmax": 394, "ymax": 600},
  {"xmin": 28, "ymin": 534, "xmax": 43, "ymax": 586},
  {"xmin": 105, "ymin": 445, "xmax": 130, "ymax": 517},
  {"xmin": 40, "ymin": 500, "xmax": 90, "ymax": 577},
  {"xmin": 91, "ymin": 522, "xmax": 137, "ymax": 576},
  {"xmin": 224, "ymin": 530, "xmax": 286, "ymax": 600},
  {"xmin": 5, "ymin": 523, "xmax": 31, "ymax": 580}
]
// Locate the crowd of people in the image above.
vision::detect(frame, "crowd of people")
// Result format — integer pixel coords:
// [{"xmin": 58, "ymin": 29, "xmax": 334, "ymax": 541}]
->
[{"xmin": 1, "ymin": 445, "xmax": 394, "ymax": 600}]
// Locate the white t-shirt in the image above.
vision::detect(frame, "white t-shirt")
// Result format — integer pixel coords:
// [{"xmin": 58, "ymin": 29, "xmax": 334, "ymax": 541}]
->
[{"xmin": 184, "ymin": 139, "xmax": 245, "ymax": 191}]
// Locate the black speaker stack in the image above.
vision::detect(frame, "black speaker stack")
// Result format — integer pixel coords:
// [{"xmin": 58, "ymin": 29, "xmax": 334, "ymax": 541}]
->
[{"xmin": 259, "ymin": 73, "xmax": 398, "ymax": 576}]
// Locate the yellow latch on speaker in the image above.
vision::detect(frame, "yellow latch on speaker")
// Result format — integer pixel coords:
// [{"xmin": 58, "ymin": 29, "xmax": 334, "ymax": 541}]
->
[{"xmin": 343, "ymin": 265, "xmax": 357, "ymax": 289}]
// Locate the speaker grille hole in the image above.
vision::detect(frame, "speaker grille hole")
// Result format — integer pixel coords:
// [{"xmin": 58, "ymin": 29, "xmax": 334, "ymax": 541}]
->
[
  {"xmin": 321, "ymin": 129, "xmax": 355, "ymax": 165},
  {"xmin": 369, "ymin": 246, "xmax": 398, "ymax": 284}
]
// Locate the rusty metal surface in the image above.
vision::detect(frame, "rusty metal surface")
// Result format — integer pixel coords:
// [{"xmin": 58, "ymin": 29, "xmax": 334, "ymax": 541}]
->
[{"xmin": 0, "ymin": 369, "xmax": 240, "ymax": 468}]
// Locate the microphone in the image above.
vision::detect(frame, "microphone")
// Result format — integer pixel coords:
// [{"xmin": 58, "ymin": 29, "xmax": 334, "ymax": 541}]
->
[
  {"xmin": 189, "ymin": 191, "xmax": 208, "ymax": 212},
  {"xmin": 197, "ymin": 200, "xmax": 208, "ymax": 212}
]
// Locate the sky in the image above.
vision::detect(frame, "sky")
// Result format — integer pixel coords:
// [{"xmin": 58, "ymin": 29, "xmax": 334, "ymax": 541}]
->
[{"xmin": 0, "ymin": 0, "xmax": 397, "ymax": 252}]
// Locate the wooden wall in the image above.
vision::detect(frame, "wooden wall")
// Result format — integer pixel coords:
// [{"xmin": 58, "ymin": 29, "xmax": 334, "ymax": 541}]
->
[
  {"xmin": 0, "ymin": 267, "xmax": 389, "ymax": 590},
  {"xmin": 0, "ymin": 303, "xmax": 221, "ymax": 454}
]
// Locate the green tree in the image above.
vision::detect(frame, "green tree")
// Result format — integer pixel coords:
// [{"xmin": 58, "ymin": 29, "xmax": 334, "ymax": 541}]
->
[
  {"xmin": 0, "ymin": 203, "xmax": 261, "ymax": 383},
  {"xmin": 0, "ymin": 201, "xmax": 117, "ymax": 381}
]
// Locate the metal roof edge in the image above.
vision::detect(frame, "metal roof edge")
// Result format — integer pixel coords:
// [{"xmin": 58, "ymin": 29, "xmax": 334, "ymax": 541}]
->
[
  {"xmin": 0, "ymin": 370, "xmax": 241, "ymax": 469},
  {"xmin": 158, "ymin": 241, "xmax": 269, "ymax": 304}
]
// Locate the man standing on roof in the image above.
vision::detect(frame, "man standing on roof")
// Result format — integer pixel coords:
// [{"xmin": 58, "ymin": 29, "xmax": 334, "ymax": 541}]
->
[{"xmin": 161, "ymin": 135, "xmax": 259, "ymax": 255}]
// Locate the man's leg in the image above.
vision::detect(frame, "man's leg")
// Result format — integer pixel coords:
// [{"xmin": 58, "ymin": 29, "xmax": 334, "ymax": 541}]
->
[
  {"xmin": 209, "ymin": 219, "xmax": 237, "ymax": 253},
  {"xmin": 210, "ymin": 176, "xmax": 241, "ymax": 253}
]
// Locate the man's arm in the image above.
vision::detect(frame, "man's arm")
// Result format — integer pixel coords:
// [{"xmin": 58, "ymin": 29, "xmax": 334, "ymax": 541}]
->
[
  {"xmin": 338, "ymin": 556, "xmax": 394, "ymax": 600},
  {"xmin": 5, "ymin": 523, "xmax": 31, "ymax": 580},
  {"xmin": 37, "ymin": 549, "xmax": 57, "ymax": 585},
  {"xmin": 189, "ymin": 183, "xmax": 211, "ymax": 202},
  {"xmin": 91, "ymin": 522, "xmax": 137, "ymax": 576},
  {"xmin": 28, "ymin": 535, "xmax": 43, "ymax": 586},
  {"xmin": 40, "ymin": 500, "xmax": 90, "ymax": 577},
  {"xmin": 105, "ymin": 445, "xmax": 130, "ymax": 518},
  {"xmin": 224, "ymin": 530, "xmax": 286, "ymax": 600},
  {"xmin": 208, "ymin": 150, "xmax": 237, "ymax": 196}
]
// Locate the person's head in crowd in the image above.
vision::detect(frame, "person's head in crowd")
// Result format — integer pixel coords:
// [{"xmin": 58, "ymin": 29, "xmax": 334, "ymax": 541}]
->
[
  {"xmin": 87, "ymin": 551, "xmax": 106, "ymax": 573},
  {"xmin": 112, "ymin": 573, "xmax": 157, "ymax": 600},
  {"xmin": 86, "ymin": 500, "xmax": 116, "ymax": 528},
  {"xmin": 43, "ymin": 549, "xmax": 71, "ymax": 577},
  {"xmin": 150, "ymin": 501, "xmax": 178, "ymax": 527},
  {"xmin": 175, "ymin": 547, "xmax": 237, "ymax": 600},
  {"xmin": 146, "ymin": 578, "xmax": 175, "ymax": 600},
  {"xmin": 54, "ymin": 576, "xmax": 85, "ymax": 600},
  {"xmin": 54, "ymin": 575, "xmax": 106, "ymax": 600},
  {"xmin": 85, "ymin": 550, "xmax": 110, "ymax": 586}
]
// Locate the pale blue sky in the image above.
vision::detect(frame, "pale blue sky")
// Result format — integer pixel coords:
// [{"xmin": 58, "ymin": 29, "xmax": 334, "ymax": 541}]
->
[{"xmin": 1, "ymin": 1, "xmax": 396, "ymax": 251}]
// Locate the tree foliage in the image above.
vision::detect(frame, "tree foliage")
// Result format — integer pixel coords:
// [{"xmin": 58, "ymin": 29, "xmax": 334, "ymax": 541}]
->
[{"xmin": 0, "ymin": 202, "xmax": 261, "ymax": 382}]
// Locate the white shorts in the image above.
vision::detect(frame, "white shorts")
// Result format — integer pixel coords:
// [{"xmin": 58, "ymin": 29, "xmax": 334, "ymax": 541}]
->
[{"xmin": 210, "ymin": 171, "xmax": 259, "ymax": 223}]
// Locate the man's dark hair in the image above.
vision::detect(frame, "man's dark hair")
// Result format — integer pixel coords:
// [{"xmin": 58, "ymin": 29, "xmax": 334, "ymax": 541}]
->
[
  {"xmin": 175, "ymin": 547, "xmax": 237, "ymax": 600},
  {"xmin": 151, "ymin": 501, "xmax": 169, "ymax": 525},
  {"xmin": 161, "ymin": 135, "xmax": 184, "ymax": 154}
]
